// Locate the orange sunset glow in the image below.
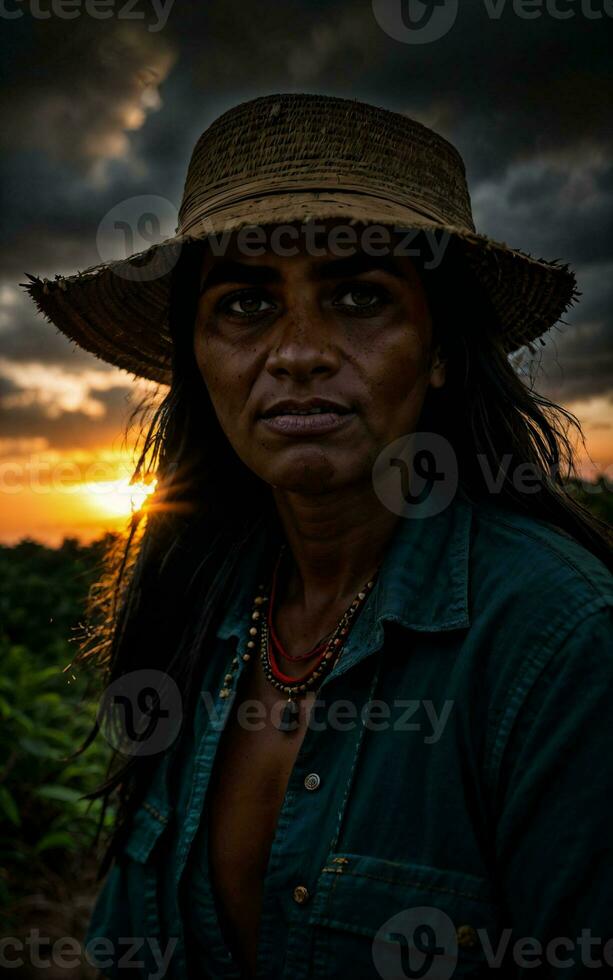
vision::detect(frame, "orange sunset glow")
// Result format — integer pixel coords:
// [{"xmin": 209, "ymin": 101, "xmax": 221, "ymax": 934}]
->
[{"xmin": 0, "ymin": 442, "xmax": 158, "ymax": 545}]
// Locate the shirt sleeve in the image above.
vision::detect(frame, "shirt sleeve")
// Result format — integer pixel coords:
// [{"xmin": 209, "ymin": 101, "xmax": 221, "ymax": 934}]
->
[{"xmin": 493, "ymin": 603, "xmax": 613, "ymax": 977}]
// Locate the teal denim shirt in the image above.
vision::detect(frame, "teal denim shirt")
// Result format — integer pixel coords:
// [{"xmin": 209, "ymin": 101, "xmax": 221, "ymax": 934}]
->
[{"xmin": 85, "ymin": 493, "xmax": 613, "ymax": 979}]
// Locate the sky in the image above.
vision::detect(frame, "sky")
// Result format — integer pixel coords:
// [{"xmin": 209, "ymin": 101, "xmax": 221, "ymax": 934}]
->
[{"xmin": 0, "ymin": 0, "xmax": 612, "ymax": 544}]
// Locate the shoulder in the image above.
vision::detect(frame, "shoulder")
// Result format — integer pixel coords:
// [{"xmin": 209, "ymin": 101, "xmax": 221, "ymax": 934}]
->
[
  {"xmin": 464, "ymin": 497, "xmax": 612, "ymax": 718},
  {"xmin": 467, "ymin": 497, "xmax": 612, "ymax": 632},
  {"xmin": 463, "ymin": 499, "xmax": 613, "ymax": 795}
]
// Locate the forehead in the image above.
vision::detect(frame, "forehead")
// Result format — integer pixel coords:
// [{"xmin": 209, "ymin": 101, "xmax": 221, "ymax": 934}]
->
[{"xmin": 198, "ymin": 219, "xmax": 422, "ymax": 287}]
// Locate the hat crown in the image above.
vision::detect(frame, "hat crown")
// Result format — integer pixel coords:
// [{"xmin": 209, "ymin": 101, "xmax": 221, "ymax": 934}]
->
[{"xmin": 177, "ymin": 92, "xmax": 475, "ymax": 236}]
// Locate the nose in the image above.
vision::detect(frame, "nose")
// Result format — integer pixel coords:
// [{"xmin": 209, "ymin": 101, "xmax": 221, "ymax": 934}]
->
[{"xmin": 265, "ymin": 308, "xmax": 341, "ymax": 382}]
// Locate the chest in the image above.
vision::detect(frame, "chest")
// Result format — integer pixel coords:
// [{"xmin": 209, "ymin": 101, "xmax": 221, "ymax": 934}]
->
[
  {"xmin": 175, "ymin": 633, "xmax": 498, "ymax": 978},
  {"xmin": 209, "ymin": 667, "xmax": 317, "ymax": 847},
  {"xmin": 205, "ymin": 660, "xmax": 318, "ymax": 970}
]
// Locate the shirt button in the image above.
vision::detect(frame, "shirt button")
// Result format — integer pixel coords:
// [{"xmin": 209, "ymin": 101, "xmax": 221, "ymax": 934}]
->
[
  {"xmin": 456, "ymin": 924, "xmax": 479, "ymax": 949},
  {"xmin": 293, "ymin": 884, "xmax": 310, "ymax": 905},
  {"xmin": 304, "ymin": 772, "xmax": 321, "ymax": 791}
]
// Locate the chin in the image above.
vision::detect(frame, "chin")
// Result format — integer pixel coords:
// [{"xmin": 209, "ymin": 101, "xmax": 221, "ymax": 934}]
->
[{"xmin": 263, "ymin": 448, "xmax": 367, "ymax": 495}]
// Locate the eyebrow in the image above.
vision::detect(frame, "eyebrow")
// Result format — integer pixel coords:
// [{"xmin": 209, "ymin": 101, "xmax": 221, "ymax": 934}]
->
[{"xmin": 198, "ymin": 253, "xmax": 405, "ymax": 296}]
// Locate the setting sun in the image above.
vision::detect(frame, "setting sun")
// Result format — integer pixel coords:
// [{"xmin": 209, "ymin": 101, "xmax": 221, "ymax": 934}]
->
[{"xmin": 83, "ymin": 476, "xmax": 157, "ymax": 518}]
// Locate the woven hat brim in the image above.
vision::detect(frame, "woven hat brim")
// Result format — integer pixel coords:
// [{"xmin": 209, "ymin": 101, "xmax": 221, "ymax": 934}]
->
[{"xmin": 21, "ymin": 192, "xmax": 578, "ymax": 386}]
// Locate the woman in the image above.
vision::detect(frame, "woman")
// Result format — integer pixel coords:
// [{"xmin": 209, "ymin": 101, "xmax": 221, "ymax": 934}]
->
[{"xmin": 24, "ymin": 94, "xmax": 613, "ymax": 979}]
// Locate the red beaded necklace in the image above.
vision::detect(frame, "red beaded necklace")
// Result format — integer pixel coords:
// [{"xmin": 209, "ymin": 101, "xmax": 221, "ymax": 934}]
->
[
  {"xmin": 216, "ymin": 545, "xmax": 380, "ymax": 734},
  {"xmin": 255, "ymin": 543, "xmax": 379, "ymax": 731}
]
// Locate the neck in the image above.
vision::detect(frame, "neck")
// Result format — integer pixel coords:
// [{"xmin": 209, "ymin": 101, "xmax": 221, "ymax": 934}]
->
[{"xmin": 270, "ymin": 483, "xmax": 400, "ymax": 613}]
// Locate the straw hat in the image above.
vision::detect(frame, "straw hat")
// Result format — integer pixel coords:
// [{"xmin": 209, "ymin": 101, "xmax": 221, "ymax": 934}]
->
[{"xmin": 21, "ymin": 93, "xmax": 578, "ymax": 386}]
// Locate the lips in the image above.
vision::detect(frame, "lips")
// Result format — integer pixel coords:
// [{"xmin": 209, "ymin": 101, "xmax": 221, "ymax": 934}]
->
[
  {"xmin": 260, "ymin": 397, "xmax": 351, "ymax": 419},
  {"xmin": 259, "ymin": 397, "xmax": 355, "ymax": 438}
]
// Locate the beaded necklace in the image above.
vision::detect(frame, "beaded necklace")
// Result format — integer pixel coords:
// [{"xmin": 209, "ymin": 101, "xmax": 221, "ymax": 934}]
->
[{"xmin": 239, "ymin": 543, "xmax": 378, "ymax": 732}]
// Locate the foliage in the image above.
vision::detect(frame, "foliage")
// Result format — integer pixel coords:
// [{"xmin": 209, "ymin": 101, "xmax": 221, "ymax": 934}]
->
[
  {"xmin": 565, "ymin": 475, "xmax": 613, "ymax": 528},
  {"xmin": 0, "ymin": 535, "xmax": 118, "ymax": 931}
]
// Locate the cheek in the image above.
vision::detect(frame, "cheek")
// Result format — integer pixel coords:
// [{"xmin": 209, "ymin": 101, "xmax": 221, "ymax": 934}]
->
[
  {"xmin": 192, "ymin": 322, "xmax": 259, "ymax": 450},
  {"xmin": 193, "ymin": 316, "xmax": 213, "ymax": 383},
  {"xmin": 360, "ymin": 325, "xmax": 433, "ymax": 422},
  {"xmin": 193, "ymin": 329, "xmax": 236, "ymax": 432},
  {"xmin": 194, "ymin": 321, "xmax": 237, "ymax": 397}
]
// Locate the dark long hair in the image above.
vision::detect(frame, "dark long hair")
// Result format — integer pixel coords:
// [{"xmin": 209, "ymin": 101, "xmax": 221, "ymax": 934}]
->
[{"xmin": 76, "ymin": 231, "xmax": 612, "ymax": 877}]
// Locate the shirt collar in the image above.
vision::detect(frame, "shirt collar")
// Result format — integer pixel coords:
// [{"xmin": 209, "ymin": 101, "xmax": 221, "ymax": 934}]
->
[{"xmin": 215, "ymin": 493, "xmax": 472, "ymax": 679}]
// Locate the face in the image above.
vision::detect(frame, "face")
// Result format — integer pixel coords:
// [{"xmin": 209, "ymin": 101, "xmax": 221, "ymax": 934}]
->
[{"xmin": 193, "ymin": 222, "xmax": 446, "ymax": 496}]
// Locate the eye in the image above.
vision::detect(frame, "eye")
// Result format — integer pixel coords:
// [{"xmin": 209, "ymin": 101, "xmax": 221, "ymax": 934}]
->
[
  {"xmin": 218, "ymin": 289, "xmax": 276, "ymax": 318},
  {"xmin": 333, "ymin": 283, "xmax": 390, "ymax": 313}
]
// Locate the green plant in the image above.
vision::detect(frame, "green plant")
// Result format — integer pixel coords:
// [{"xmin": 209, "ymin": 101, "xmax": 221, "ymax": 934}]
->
[
  {"xmin": 565, "ymin": 475, "xmax": 613, "ymax": 527},
  {"xmin": 0, "ymin": 536, "xmax": 117, "ymax": 929}
]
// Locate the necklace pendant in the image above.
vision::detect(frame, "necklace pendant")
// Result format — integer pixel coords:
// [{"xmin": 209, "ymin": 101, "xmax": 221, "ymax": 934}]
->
[{"xmin": 276, "ymin": 696, "xmax": 300, "ymax": 733}]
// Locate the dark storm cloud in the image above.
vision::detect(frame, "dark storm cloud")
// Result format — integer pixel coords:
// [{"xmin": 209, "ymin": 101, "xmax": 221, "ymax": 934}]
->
[
  {"xmin": 539, "ymin": 324, "xmax": 613, "ymax": 404},
  {"xmin": 0, "ymin": 382, "xmax": 147, "ymax": 451},
  {"xmin": 175, "ymin": 0, "xmax": 613, "ymax": 179},
  {"xmin": 0, "ymin": 0, "xmax": 611, "ymax": 432},
  {"xmin": 361, "ymin": 2, "xmax": 613, "ymax": 182},
  {"xmin": 4, "ymin": 0, "xmax": 611, "ymax": 256},
  {"xmin": 0, "ymin": 17, "xmax": 178, "ymax": 278},
  {"xmin": 0, "ymin": 285, "xmax": 111, "ymax": 367},
  {"xmin": 470, "ymin": 155, "xmax": 613, "ymax": 266},
  {"xmin": 531, "ymin": 265, "xmax": 613, "ymax": 403},
  {"xmin": 0, "ymin": 19, "xmax": 177, "ymax": 175},
  {"xmin": 0, "ymin": 373, "xmax": 20, "ymax": 399}
]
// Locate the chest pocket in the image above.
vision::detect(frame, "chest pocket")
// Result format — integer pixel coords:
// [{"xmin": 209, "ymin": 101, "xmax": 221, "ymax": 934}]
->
[{"xmin": 308, "ymin": 852, "xmax": 501, "ymax": 979}]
